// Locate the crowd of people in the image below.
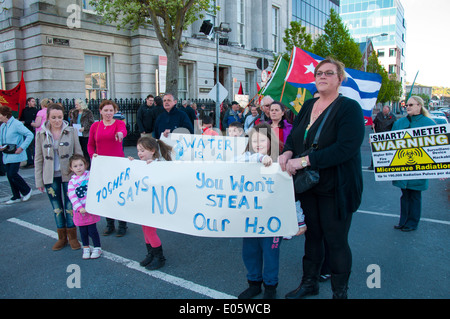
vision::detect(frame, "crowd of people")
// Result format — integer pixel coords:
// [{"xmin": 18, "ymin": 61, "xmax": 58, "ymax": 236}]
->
[{"xmin": 0, "ymin": 56, "xmax": 439, "ymax": 299}]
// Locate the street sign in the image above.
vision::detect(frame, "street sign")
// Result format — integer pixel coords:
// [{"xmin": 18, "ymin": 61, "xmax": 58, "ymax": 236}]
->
[{"xmin": 208, "ymin": 83, "xmax": 228, "ymax": 104}]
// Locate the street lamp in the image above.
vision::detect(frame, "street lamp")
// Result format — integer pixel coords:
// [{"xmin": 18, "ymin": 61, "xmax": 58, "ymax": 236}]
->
[
  {"xmin": 214, "ymin": 23, "xmax": 231, "ymax": 129},
  {"xmin": 200, "ymin": 20, "xmax": 231, "ymax": 129},
  {"xmin": 364, "ymin": 33, "xmax": 388, "ymax": 72}
]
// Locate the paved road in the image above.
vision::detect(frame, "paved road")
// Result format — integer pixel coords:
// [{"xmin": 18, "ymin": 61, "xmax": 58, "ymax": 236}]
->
[{"xmin": 0, "ymin": 127, "xmax": 448, "ymax": 303}]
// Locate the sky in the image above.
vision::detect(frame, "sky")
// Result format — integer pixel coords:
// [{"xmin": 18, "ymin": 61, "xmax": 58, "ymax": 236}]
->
[{"xmin": 402, "ymin": 0, "xmax": 450, "ymax": 88}]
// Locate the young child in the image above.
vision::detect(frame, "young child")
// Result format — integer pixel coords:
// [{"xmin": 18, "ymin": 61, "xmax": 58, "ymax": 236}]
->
[
  {"xmin": 67, "ymin": 154, "xmax": 102, "ymax": 259},
  {"xmin": 128, "ymin": 136, "xmax": 172, "ymax": 270},
  {"xmin": 228, "ymin": 121, "xmax": 245, "ymax": 137},
  {"xmin": 235, "ymin": 123, "xmax": 306, "ymax": 299}
]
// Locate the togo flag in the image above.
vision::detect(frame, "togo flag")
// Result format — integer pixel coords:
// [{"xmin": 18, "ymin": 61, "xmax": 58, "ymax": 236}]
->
[
  {"xmin": 285, "ymin": 47, "xmax": 382, "ymax": 125},
  {"xmin": 259, "ymin": 56, "xmax": 312, "ymax": 115}
]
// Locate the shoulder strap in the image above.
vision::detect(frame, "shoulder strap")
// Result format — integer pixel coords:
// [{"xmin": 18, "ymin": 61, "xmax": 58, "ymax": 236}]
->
[{"xmin": 311, "ymin": 96, "xmax": 341, "ymax": 148}]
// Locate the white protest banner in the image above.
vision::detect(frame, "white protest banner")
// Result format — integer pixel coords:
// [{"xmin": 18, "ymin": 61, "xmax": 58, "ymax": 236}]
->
[
  {"xmin": 370, "ymin": 124, "xmax": 450, "ymax": 181},
  {"xmin": 160, "ymin": 133, "xmax": 248, "ymax": 161},
  {"xmin": 86, "ymin": 156, "xmax": 299, "ymax": 238}
]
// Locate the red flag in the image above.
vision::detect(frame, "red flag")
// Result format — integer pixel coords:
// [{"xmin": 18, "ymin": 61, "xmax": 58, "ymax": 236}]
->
[
  {"xmin": 256, "ymin": 82, "xmax": 261, "ymax": 92},
  {"xmin": 0, "ymin": 71, "xmax": 27, "ymax": 118},
  {"xmin": 238, "ymin": 82, "xmax": 243, "ymax": 95}
]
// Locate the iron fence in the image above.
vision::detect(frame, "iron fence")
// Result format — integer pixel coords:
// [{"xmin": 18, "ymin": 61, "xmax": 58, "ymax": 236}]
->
[{"xmin": 34, "ymin": 98, "xmax": 219, "ymax": 146}]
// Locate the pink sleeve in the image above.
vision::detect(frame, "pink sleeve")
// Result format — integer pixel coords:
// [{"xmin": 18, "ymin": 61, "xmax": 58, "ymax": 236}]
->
[
  {"xmin": 68, "ymin": 179, "xmax": 83, "ymax": 213},
  {"xmin": 116, "ymin": 120, "xmax": 127, "ymax": 138},
  {"xmin": 87, "ymin": 122, "xmax": 99, "ymax": 158}
]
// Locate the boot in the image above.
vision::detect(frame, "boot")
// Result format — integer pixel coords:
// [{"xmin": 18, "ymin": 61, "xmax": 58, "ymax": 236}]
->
[
  {"xmin": 116, "ymin": 221, "xmax": 128, "ymax": 237},
  {"xmin": 145, "ymin": 245, "xmax": 166, "ymax": 270},
  {"xmin": 67, "ymin": 227, "xmax": 81, "ymax": 250},
  {"xmin": 238, "ymin": 280, "xmax": 262, "ymax": 299},
  {"xmin": 52, "ymin": 228, "xmax": 68, "ymax": 251},
  {"xmin": 285, "ymin": 257, "xmax": 320, "ymax": 299},
  {"xmin": 331, "ymin": 272, "xmax": 350, "ymax": 299},
  {"xmin": 263, "ymin": 283, "xmax": 277, "ymax": 299},
  {"xmin": 140, "ymin": 244, "xmax": 154, "ymax": 267},
  {"xmin": 103, "ymin": 218, "xmax": 115, "ymax": 236}
]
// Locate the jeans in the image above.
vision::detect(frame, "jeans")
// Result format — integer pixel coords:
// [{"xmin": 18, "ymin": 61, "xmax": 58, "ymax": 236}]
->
[
  {"xmin": 45, "ymin": 176, "xmax": 75, "ymax": 229},
  {"xmin": 79, "ymin": 224, "xmax": 101, "ymax": 247},
  {"xmin": 5, "ymin": 162, "xmax": 31, "ymax": 200},
  {"xmin": 400, "ymin": 188, "xmax": 422, "ymax": 229},
  {"xmin": 242, "ymin": 237, "xmax": 282, "ymax": 286}
]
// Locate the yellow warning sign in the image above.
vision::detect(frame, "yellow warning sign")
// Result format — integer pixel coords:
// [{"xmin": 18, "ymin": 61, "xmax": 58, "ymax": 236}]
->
[{"xmin": 390, "ymin": 132, "xmax": 435, "ymax": 166}]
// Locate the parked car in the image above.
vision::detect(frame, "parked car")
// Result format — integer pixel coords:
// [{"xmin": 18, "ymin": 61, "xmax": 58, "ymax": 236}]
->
[
  {"xmin": 431, "ymin": 116, "xmax": 449, "ymax": 125},
  {"xmin": 430, "ymin": 111, "xmax": 447, "ymax": 118}
]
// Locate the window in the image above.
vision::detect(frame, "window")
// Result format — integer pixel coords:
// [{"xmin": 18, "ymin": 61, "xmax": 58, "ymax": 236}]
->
[
  {"xmin": 82, "ymin": 0, "xmax": 96, "ymax": 12},
  {"xmin": 389, "ymin": 48, "xmax": 396, "ymax": 57},
  {"xmin": 377, "ymin": 49, "xmax": 385, "ymax": 57},
  {"xmin": 178, "ymin": 64, "xmax": 188, "ymax": 100},
  {"xmin": 389, "ymin": 64, "xmax": 397, "ymax": 74},
  {"xmin": 237, "ymin": 0, "xmax": 245, "ymax": 45},
  {"xmin": 272, "ymin": 6, "xmax": 279, "ymax": 53},
  {"xmin": 85, "ymin": 55, "xmax": 108, "ymax": 100}
]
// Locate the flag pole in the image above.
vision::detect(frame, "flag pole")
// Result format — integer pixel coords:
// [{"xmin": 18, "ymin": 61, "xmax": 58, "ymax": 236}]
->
[
  {"xmin": 407, "ymin": 71, "xmax": 419, "ymax": 101},
  {"xmin": 248, "ymin": 55, "xmax": 282, "ymax": 107},
  {"xmin": 280, "ymin": 48, "xmax": 295, "ymax": 102}
]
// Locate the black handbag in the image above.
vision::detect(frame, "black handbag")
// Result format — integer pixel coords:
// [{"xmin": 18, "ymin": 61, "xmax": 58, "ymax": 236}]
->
[
  {"xmin": 1, "ymin": 144, "xmax": 17, "ymax": 154},
  {"xmin": 293, "ymin": 97, "xmax": 339, "ymax": 193}
]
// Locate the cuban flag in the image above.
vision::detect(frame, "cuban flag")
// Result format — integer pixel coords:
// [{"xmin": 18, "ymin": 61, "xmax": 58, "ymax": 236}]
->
[{"xmin": 285, "ymin": 47, "xmax": 382, "ymax": 125}]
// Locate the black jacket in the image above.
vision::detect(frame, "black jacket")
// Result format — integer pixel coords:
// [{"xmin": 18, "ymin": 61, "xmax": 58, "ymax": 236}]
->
[
  {"xmin": 137, "ymin": 104, "xmax": 154, "ymax": 134},
  {"xmin": 154, "ymin": 107, "xmax": 194, "ymax": 139},
  {"xmin": 283, "ymin": 96, "xmax": 365, "ymax": 219}
]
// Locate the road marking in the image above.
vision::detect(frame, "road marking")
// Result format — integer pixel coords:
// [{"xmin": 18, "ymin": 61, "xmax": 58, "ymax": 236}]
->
[
  {"xmin": 7, "ymin": 217, "xmax": 235, "ymax": 299},
  {"xmin": 357, "ymin": 210, "xmax": 450, "ymax": 225}
]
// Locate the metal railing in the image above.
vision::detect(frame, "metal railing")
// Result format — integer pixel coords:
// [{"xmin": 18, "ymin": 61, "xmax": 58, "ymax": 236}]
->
[{"xmin": 34, "ymin": 98, "xmax": 219, "ymax": 145}]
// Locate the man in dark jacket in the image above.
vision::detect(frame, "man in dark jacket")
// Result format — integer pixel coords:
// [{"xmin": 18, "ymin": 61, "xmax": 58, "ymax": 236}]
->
[
  {"xmin": 180, "ymin": 100, "xmax": 196, "ymax": 127},
  {"xmin": 154, "ymin": 93, "xmax": 194, "ymax": 139},
  {"xmin": 137, "ymin": 94, "xmax": 155, "ymax": 136},
  {"xmin": 368, "ymin": 105, "xmax": 397, "ymax": 169},
  {"xmin": 19, "ymin": 97, "xmax": 38, "ymax": 167}
]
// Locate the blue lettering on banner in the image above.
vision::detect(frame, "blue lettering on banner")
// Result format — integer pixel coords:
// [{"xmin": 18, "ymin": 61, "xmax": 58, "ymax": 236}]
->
[
  {"xmin": 230, "ymin": 175, "xmax": 274, "ymax": 193},
  {"xmin": 96, "ymin": 167, "xmax": 131, "ymax": 203}
]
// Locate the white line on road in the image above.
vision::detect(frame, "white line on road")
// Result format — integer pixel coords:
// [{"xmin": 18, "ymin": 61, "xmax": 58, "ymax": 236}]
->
[
  {"xmin": 7, "ymin": 217, "xmax": 236, "ymax": 299},
  {"xmin": 357, "ymin": 210, "xmax": 450, "ymax": 225}
]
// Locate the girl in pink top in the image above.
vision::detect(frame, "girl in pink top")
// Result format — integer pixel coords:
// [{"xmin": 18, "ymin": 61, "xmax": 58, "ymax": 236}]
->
[
  {"xmin": 68, "ymin": 154, "xmax": 102, "ymax": 259},
  {"xmin": 128, "ymin": 136, "xmax": 173, "ymax": 270}
]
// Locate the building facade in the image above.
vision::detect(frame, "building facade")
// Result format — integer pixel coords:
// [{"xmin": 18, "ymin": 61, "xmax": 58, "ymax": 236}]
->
[
  {"xmin": 1, "ymin": 0, "xmax": 338, "ymax": 102},
  {"xmin": 340, "ymin": 0, "xmax": 406, "ymax": 84}
]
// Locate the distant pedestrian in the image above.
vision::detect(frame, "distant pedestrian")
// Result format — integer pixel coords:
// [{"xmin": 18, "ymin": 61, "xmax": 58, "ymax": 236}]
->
[
  {"xmin": 0, "ymin": 105, "xmax": 34, "ymax": 204},
  {"xmin": 368, "ymin": 105, "xmax": 396, "ymax": 169}
]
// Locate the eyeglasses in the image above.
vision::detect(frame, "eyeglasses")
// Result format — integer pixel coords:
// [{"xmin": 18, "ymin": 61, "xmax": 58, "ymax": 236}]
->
[
  {"xmin": 406, "ymin": 104, "xmax": 418, "ymax": 107},
  {"xmin": 315, "ymin": 71, "xmax": 337, "ymax": 77}
]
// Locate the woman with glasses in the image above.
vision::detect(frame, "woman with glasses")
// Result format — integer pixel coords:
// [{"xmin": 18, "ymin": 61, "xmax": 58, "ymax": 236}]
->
[
  {"xmin": 279, "ymin": 58, "xmax": 365, "ymax": 299},
  {"xmin": 35, "ymin": 103, "xmax": 83, "ymax": 251},
  {"xmin": 391, "ymin": 96, "xmax": 435, "ymax": 232}
]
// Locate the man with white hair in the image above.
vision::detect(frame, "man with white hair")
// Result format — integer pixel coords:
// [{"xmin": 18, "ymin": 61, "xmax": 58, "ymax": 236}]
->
[{"xmin": 255, "ymin": 95, "xmax": 273, "ymax": 125}]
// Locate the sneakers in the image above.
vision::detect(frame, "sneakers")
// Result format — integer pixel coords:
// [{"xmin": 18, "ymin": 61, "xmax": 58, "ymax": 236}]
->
[
  {"xmin": 82, "ymin": 247, "xmax": 102, "ymax": 259},
  {"xmin": 82, "ymin": 247, "xmax": 91, "ymax": 259},
  {"xmin": 22, "ymin": 190, "xmax": 32, "ymax": 202},
  {"xmin": 91, "ymin": 247, "xmax": 102, "ymax": 259},
  {"xmin": 5, "ymin": 198, "xmax": 21, "ymax": 204}
]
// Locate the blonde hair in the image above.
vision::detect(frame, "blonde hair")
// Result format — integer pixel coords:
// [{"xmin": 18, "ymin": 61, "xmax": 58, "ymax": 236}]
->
[
  {"xmin": 40, "ymin": 98, "xmax": 52, "ymax": 108},
  {"xmin": 408, "ymin": 96, "xmax": 430, "ymax": 117},
  {"xmin": 75, "ymin": 99, "xmax": 89, "ymax": 110}
]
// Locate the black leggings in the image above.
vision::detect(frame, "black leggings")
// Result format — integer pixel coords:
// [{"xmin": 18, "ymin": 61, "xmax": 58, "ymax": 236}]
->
[{"xmin": 298, "ymin": 190, "xmax": 353, "ymax": 275}]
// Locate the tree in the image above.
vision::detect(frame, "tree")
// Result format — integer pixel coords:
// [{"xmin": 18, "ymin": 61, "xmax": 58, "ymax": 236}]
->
[
  {"xmin": 281, "ymin": 21, "xmax": 313, "ymax": 61},
  {"xmin": 312, "ymin": 9, "xmax": 362, "ymax": 70},
  {"xmin": 366, "ymin": 52, "xmax": 402, "ymax": 104},
  {"xmin": 91, "ymin": 0, "xmax": 216, "ymax": 98}
]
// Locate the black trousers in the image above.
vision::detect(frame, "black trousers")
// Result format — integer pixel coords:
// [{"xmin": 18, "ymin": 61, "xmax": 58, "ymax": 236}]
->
[{"xmin": 298, "ymin": 190, "xmax": 353, "ymax": 275}]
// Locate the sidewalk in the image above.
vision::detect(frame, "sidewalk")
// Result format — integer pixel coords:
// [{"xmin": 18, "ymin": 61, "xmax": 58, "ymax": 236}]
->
[{"xmin": 0, "ymin": 146, "xmax": 138, "ymax": 203}]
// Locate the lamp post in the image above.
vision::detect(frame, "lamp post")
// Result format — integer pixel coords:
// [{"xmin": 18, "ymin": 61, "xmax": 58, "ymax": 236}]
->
[
  {"xmin": 364, "ymin": 33, "xmax": 388, "ymax": 72},
  {"xmin": 213, "ymin": 22, "xmax": 231, "ymax": 129}
]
